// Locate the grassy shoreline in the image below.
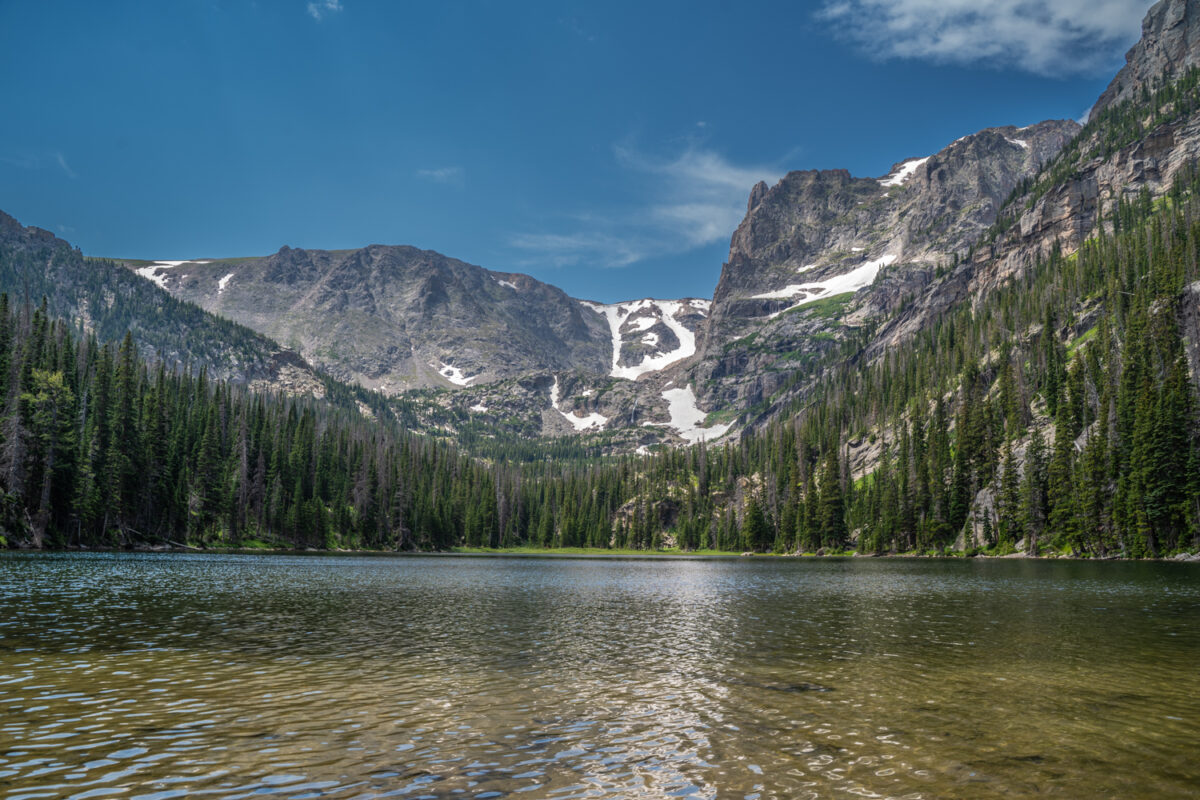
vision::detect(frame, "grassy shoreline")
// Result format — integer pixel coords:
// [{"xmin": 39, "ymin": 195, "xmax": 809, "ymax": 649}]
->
[{"xmin": 12, "ymin": 543, "xmax": 1199, "ymax": 561}]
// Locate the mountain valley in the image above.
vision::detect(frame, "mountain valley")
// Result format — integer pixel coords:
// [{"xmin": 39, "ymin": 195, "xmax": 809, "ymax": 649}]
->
[{"xmin": 0, "ymin": 0, "xmax": 1198, "ymax": 559}]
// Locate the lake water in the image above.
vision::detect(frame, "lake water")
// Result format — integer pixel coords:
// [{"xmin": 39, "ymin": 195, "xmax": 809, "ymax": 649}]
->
[{"xmin": 1, "ymin": 553, "xmax": 1198, "ymax": 799}]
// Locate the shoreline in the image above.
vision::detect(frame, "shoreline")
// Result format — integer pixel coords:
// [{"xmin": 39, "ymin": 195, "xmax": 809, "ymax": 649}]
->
[{"xmin": 5, "ymin": 544, "xmax": 1199, "ymax": 562}]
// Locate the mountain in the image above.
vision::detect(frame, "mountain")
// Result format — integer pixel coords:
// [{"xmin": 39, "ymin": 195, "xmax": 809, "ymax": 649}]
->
[
  {"xmin": 1094, "ymin": 0, "xmax": 1200, "ymax": 113},
  {"xmin": 130, "ymin": 246, "xmax": 610, "ymax": 391},
  {"xmin": 0, "ymin": 211, "xmax": 323, "ymax": 391},
  {"xmin": 80, "ymin": 0, "xmax": 1198, "ymax": 475},
  {"xmin": 681, "ymin": 120, "xmax": 1079, "ymax": 417},
  {"xmin": 129, "ymin": 246, "xmax": 713, "ymax": 392},
  {"xmin": 117, "ymin": 122, "xmax": 1079, "ymax": 446}
]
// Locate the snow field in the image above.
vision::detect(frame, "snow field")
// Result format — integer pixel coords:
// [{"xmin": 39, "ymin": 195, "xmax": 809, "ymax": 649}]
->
[
  {"xmin": 579, "ymin": 298, "xmax": 703, "ymax": 380},
  {"xmin": 550, "ymin": 376, "xmax": 607, "ymax": 431},
  {"xmin": 878, "ymin": 156, "xmax": 929, "ymax": 187}
]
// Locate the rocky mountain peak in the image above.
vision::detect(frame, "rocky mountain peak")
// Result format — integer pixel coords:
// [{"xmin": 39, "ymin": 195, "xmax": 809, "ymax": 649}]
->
[
  {"xmin": 684, "ymin": 117, "xmax": 1080, "ymax": 417},
  {"xmin": 748, "ymin": 181, "xmax": 769, "ymax": 212},
  {"xmin": 1094, "ymin": 0, "xmax": 1200, "ymax": 114},
  {"xmin": 701, "ymin": 120, "xmax": 1078, "ymax": 347}
]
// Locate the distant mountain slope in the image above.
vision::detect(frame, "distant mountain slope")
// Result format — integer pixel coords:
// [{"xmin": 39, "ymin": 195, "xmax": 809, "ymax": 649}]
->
[
  {"xmin": 0, "ymin": 212, "xmax": 318, "ymax": 388},
  {"xmin": 131, "ymin": 246, "xmax": 713, "ymax": 394},
  {"xmin": 121, "ymin": 244, "xmax": 721, "ymax": 445},
  {"xmin": 131, "ymin": 245, "xmax": 611, "ymax": 392}
]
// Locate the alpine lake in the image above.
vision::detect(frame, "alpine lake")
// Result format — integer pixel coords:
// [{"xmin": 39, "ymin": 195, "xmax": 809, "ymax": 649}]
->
[{"xmin": 1, "ymin": 552, "xmax": 1197, "ymax": 799}]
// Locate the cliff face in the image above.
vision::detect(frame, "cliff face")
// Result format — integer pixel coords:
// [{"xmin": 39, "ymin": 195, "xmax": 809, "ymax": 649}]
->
[
  {"xmin": 688, "ymin": 120, "xmax": 1079, "ymax": 410},
  {"xmin": 1094, "ymin": 0, "xmax": 1200, "ymax": 114},
  {"xmin": 875, "ymin": 28, "xmax": 1200, "ymax": 358}
]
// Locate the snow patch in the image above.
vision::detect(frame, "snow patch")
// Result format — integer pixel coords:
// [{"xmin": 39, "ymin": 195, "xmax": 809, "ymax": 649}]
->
[
  {"xmin": 135, "ymin": 260, "xmax": 187, "ymax": 289},
  {"xmin": 430, "ymin": 360, "xmax": 477, "ymax": 387},
  {"xmin": 753, "ymin": 253, "xmax": 897, "ymax": 318},
  {"xmin": 658, "ymin": 385, "xmax": 732, "ymax": 444},
  {"xmin": 878, "ymin": 157, "xmax": 929, "ymax": 187},
  {"xmin": 851, "ymin": 247, "xmax": 864, "ymax": 252},
  {"xmin": 470, "ymin": 403, "xmax": 488, "ymax": 413},
  {"xmin": 217, "ymin": 273, "xmax": 234, "ymax": 295},
  {"xmin": 581, "ymin": 298, "xmax": 700, "ymax": 380},
  {"xmin": 642, "ymin": 332, "xmax": 659, "ymax": 347},
  {"xmin": 1006, "ymin": 138, "xmax": 1030, "ymax": 150},
  {"xmin": 628, "ymin": 315, "xmax": 657, "ymax": 332},
  {"xmin": 135, "ymin": 259, "xmax": 214, "ymax": 290},
  {"xmin": 549, "ymin": 376, "xmax": 607, "ymax": 431}
]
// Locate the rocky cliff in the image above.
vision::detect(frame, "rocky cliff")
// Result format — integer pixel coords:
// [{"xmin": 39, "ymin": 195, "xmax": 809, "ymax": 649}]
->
[
  {"xmin": 686, "ymin": 120, "xmax": 1079, "ymax": 411},
  {"xmin": 1094, "ymin": 0, "xmax": 1200, "ymax": 114}
]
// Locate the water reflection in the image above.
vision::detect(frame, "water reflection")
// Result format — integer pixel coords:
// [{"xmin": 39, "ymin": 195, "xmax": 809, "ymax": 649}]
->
[{"xmin": 0, "ymin": 553, "xmax": 1197, "ymax": 798}]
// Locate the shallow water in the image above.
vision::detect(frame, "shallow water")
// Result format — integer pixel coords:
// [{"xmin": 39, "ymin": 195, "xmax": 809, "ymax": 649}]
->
[{"xmin": 0, "ymin": 553, "xmax": 1198, "ymax": 799}]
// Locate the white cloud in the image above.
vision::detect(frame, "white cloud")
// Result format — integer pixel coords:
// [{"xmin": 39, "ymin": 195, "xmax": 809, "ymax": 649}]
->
[
  {"xmin": 2, "ymin": 150, "xmax": 79, "ymax": 178},
  {"xmin": 510, "ymin": 143, "xmax": 779, "ymax": 270},
  {"xmin": 307, "ymin": 0, "xmax": 342, "ymax": 21},
  {"xmin": 416, "ymin": 166, "xmax": 464, "ymax": 185},
  {"xmin": 509, "ymin": 232, "xmax": 645, "ymax": 268},
  {"xmin": 55, "ymin": 152, "xmax": 77, "ymax": 179},
  {"xmin": 818, "ymin": 0, "xmax": 1148, "ymax": 76}
]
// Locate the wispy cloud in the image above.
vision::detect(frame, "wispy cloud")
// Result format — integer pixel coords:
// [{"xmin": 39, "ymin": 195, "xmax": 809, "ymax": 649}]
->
[
  {"xmin": 307, "ymin": 0, "xmax": 342, "ymax": 21},
  {"xmin": 510, "ymin": 143, "xmax": 779, "ymax": 270},
  {"xmin": 55, "ymin": 152, "xmax": 77, "ymax": 179},
  {"xmin": 818, "ymin": 0, "xmax": 1147, "ymax": 76},
  {"xmin": 0, "ymin": 154, "xmax": 40, "ymax": 170},
  {"xmin": 1, "ymin": 151, "xmax": 78, "ymax": 178},
  {"xmin": 416, "ymin": 166, "xmax": 464, "ymax": 186},
  {"xmin": 509, "ymin": 232, "xmax": 644, "ymax": 268}
]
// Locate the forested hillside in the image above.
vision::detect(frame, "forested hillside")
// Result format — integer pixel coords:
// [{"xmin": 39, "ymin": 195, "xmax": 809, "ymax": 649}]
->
[
  {"xmin": 2, "ymin": 150, "xmax": 1196, "ymax": 557},
  {"xmin": 0, "ymin": 212, "xmax": 302, "ymax": 385}
]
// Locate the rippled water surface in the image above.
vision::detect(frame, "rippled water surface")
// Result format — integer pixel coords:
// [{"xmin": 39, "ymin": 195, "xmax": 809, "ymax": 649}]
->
[{"xmin": 1, "ymin": 553, "xmax": 1199, "ymax": 799}]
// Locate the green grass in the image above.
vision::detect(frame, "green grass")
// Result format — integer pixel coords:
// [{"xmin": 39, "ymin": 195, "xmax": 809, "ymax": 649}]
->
[
  {"xmin": 1066, "ymin": 325, "xmax": 1098, "ymax": 358},
  {"xmin": 777, "ymin": 292, "xmax": 855, "ymax": 321},
  {"xmin": 704, "ymin": 406, "xmax": 741, "ymax": 425},
  {"xmin": 451, "ymin": 546, "xmax": 736, "ymax": 556},
  {"xmin": 229, "ymin": 538, "xmax": 277, "ymax": 550}
]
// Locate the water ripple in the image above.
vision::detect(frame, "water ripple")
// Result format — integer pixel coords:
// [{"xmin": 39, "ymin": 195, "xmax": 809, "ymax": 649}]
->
[{"xmin": 0, "ymin": 553, "xmax": 1198, "ymax": 798}]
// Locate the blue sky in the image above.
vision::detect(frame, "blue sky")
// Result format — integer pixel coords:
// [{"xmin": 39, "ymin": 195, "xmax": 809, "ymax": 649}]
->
[{"xmin": 0, "ymin": 0, "xmax": 1153, "ymax": 302}]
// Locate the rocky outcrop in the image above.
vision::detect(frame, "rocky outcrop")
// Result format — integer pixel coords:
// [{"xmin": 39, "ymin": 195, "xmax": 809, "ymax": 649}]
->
[
  {"xmin": 1182, "ymin": 280, "xmax": 1200, "ymax": 390},
  {"xmin": 1094, "ymin": 0, "xmax": 1200, "ymax": 114},
  {"xmin": 874, "ymin": 86, "xmax": 1200, "ymax": 358},
  {"xmin": 687, "ymin": 120, "xmax": 1078, "ymax": 411}
]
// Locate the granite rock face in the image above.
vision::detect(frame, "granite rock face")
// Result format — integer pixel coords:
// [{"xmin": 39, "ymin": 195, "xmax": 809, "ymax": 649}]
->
[
  {"xmin": 134, "ymin": 244, "xmax": 719, "ymax": 443},
  {"xmin": 687, "ymin": 120, "xmax": 1079, "ymax": 410},
  {"xmin": 875, "ymin": 89, "xmax": 1200, "ymax": 360},
  {"xmin": 1094, "ymin": 0, "xmax": 1200, "ymax": 114}
]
